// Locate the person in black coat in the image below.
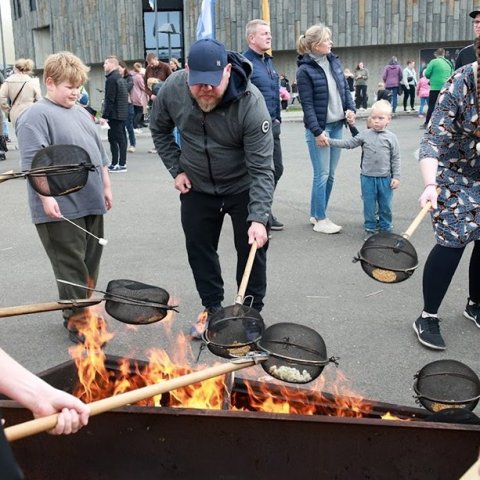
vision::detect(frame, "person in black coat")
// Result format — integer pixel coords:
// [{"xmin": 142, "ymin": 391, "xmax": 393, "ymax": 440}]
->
[
  {"xmin": 455, "ymin": 10, "xmax": 480, "ymax": 69},
  {"xmin": 102, "ymin": 55, "xmax": 129, "ymax": 172}
]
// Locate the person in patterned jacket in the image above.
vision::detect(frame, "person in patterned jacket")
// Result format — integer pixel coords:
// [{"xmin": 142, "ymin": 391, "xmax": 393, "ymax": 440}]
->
[{"xmin": 414, "ymin": 36, "xmax": 480, "ymax": 351}]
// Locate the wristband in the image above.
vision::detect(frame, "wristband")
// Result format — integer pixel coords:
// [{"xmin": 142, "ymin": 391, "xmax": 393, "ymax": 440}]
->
[{"xmin": 424, "ymin": 183, "xmax": 438, "ymax": 188}]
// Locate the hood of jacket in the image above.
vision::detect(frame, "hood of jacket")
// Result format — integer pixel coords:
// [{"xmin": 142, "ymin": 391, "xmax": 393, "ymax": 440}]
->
[
  {"xmin": 219, "ymin": 51, "xmax": 252, "ymax": 106},
  {"xmin": 385, "ymin": 64, "xmax": 400, "ymax": 72}
]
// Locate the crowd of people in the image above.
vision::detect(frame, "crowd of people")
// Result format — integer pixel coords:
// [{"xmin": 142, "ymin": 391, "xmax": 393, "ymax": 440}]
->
[{"xmin": 3, "ymin": 7, "xmax": 480, "ymax": 475}]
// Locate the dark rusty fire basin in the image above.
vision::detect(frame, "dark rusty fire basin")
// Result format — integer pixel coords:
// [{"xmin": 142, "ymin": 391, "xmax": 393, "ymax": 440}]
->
[{"xmin": 1, "ymin": 356, "xmax": 480, "ymax": 480}]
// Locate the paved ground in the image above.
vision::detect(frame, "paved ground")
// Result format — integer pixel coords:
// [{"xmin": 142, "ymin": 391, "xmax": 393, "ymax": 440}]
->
[{"xmin": 1, "ymin": 109, "xmax": 478, "ymax": 409}]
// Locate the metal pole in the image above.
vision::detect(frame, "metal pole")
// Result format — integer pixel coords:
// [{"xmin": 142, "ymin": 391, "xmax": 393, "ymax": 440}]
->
[
  {"xmin": 154, "ymin": 0, "xmax": 159, "ymax": 58},
  {"xmin": 0, "ymin": 2, "xmax": 6, "ymax": 77}
]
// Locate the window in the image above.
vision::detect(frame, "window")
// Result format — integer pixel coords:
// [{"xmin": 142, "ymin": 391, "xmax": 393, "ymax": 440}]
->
[
  {"xmin": 30, "ymin": 0, "xmax": 37, "ymax": 11},
  {"xmin": 13, "ymin": 0, "xmax": 22, "ymax": 19},
  {"xmin": 144, "ymin": 10, "xmax": 183, "ymax": 62}
]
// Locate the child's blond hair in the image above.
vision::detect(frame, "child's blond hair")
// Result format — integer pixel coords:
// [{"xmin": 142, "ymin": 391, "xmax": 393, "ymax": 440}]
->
[
  {"xmin": 370, "ymin": 99, "xmax": 392, "ymax": 116},
  {"xmin": 43, "ymin": 51, "xmax": 90, "ymax": 86}
]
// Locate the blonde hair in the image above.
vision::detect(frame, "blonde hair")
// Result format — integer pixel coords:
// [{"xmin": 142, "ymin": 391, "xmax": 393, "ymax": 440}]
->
[
  {"xmin": 133, "ymin": 62, "xmax": 143, "ymax": 73},
  {"xmin": 370, "ymin": 99, "xmax": 392, "ymax": 116},
  {"xmin": 14, "ymin": 58, "xmax": 34, "ymax": 74},
  {"xmin": 296, "ymin": 24, "xmax": 332, "ymax": 55},
  {"xmin": 245, "ymin": 19, "xmax": 269, "ymax": 42},
  {"xmin": 169, "ymin": 57, "xmax": 181, "ymax": 70},
  {"xmin": 43, "ymin": 52, "xmax": 90, "ymax": 85}
]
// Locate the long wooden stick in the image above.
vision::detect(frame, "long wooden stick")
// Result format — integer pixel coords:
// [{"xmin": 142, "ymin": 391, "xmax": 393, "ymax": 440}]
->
[
  {"xmin": 0, "ymin": 299, "xmax": 102, "ymax": 318},
  {"xmin": 460, "ymin": 457, "xmax": 480, "ymax": 480},
  {"xmin": 4, "ymin": 356, "xmax": 265, "ymax": 442},
  {"xmin": 403, "ymin": 202, "xmax": 432, "ymax": 239},
  {"xmin": 0, "ymin": 170, "xmax": 15, "ymax": 183},
  {"xmin": 235, "ymin": 241, "xmax": 258, "ymax": 303}
]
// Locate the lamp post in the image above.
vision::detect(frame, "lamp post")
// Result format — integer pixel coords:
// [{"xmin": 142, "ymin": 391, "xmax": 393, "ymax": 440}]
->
[{"xmin": 157, "ymin": 22, "xmax": 179, "ymax": 60}]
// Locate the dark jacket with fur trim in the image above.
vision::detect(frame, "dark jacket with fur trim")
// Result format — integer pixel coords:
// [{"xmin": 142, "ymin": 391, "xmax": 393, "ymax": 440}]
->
[
  {"xmin": 296, "ymin": 53, "xmax": 355, "ymax": 137},
  {"xmin": 150, "ymin": 51, "xmax": 274, "ymax": 225}
]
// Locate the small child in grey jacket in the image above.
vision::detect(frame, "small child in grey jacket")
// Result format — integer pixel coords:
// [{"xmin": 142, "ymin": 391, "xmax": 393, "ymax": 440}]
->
[{"xmin": 327, "ymin": 100, "xmax": 400, "ymax": 238}]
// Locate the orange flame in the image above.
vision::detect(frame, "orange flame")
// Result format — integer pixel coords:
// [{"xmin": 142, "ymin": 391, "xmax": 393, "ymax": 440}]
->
[{"xmin": 69, "ymin": 310, "xmax": 401, "ymax": 419}]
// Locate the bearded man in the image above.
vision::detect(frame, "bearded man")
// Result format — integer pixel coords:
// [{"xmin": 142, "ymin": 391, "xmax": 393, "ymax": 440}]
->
[{"xmin": 150, "ymin": 39, "xmax": 274, "ymax": 338}]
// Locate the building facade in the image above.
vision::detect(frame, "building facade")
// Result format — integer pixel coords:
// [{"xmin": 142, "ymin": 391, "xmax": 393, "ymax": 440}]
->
[{"xmin": 9, "ymin": 0, "xmax": 480, "ymax": 109}]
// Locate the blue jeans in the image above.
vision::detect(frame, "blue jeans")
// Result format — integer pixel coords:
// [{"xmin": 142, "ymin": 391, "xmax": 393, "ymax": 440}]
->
[
  {"xmin": 305, "ymin": 121, "xmax": 343, "ymax": 220},
  {"xmin": 361, "ymin": 175, "xmax": 393, "ymax": 232},
  {"xmin": 386, "ymin": 87, "xmax": 399, "ymax": 112},
  {"xmin": 418, "ymin": 97, "xmax": 428, "ymax": 115},
  {"xmin": 2, "ymin": 111, "xmax": 8, "ymax": 137}
]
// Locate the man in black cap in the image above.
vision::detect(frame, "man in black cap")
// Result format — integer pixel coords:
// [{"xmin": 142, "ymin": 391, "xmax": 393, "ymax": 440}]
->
[
  {"xmin": 150, "ymin": 38, "xmax": 275, "ymax": 338},
  {"xmin": 455, "ymin": 9, "xmax": 480, "ymax": 69}
]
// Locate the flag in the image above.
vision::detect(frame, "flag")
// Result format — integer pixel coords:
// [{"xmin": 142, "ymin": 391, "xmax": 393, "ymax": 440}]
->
[
  {"xmin": 196, "ymin": 0, "xmax": 216, "ymax": 40},
  {"xmin": 261, "ymin": 0, "xmax": 270, "ymax": 24},
  {"xmin": 261, "ymin": 0, "xmax": 272, "ymax": 56}
]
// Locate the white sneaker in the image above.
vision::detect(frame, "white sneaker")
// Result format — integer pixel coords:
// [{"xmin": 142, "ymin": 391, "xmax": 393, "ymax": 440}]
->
[
  {"xmin": 313, "ymin": 219, "xmax": 342, "ymax": 234},
  {"xmin": 325, "ymin": 218, "xmax": 342, "ymax": 231},
  {"xmin": 309, "ymin": 217, "xmax": 317, "ymax": 225},
  {"xmin": 133, "ymin": 128, "xmax": 143, "ymax": 134},
  {"xmin": 128, "ymin": 146, "xmax": 135, "ymax": 153}
]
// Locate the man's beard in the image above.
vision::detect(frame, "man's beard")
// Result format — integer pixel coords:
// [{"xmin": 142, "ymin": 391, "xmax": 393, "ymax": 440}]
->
[{"xmin": 195, "ymin": 95, "xmax": 221, "ymax": 112}]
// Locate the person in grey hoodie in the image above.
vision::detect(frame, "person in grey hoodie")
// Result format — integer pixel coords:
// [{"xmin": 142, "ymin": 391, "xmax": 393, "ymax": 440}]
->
[
  {"xmin": 150, "ymin": 39, "xmax": 275, "ymax": 338},
  {"xmin": 327, "ymin": 100, "xmax": 400, "ymax": 238}
]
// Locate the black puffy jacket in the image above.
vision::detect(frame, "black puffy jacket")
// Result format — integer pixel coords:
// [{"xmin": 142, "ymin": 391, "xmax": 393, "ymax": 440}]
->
[
  {"xmin": 102, "ymin": 70, "xmax": 128, "ymax": 121},
  {"xmin": 296, "ymin": 53, "xmax": 355, "ymax": 137}
]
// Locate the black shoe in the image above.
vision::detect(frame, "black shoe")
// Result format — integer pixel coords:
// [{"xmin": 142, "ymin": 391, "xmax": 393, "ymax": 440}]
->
[
  {"xmin": 63, "ymin": 318, "xmax": 86, "ymax": 344},
  {"xmin": 190, "ymin": 304, "xmax": 223, "ymax": 340},
  {"xmin": 413, "ymin": 315, "xmax": 446, "ymax": 350},
  {"xmin": 270, "ymin": 216, "xmax": 284, "ymax": 231},
  {"xmin": 63, "ymin": 317, "xmax": 108, "ymax": 346},
  {"xmin": 464, "ymin": 299, "xmax": 480, "ymax": 328},
  {"xmin": 0, "ymin": 153, "xmax": 5, "ymax": 161}
]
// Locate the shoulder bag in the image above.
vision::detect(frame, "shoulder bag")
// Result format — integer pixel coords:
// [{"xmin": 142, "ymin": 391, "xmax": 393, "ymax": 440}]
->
[{"xmin": 7, "ymin": 81, "xmax": 27, "ymax": 122}]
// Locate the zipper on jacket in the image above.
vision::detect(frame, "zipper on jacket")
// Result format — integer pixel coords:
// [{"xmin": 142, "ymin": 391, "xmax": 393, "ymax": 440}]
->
[{"xmin": 202, "ymin": 113, "xmax": 218, "ymax": 194}]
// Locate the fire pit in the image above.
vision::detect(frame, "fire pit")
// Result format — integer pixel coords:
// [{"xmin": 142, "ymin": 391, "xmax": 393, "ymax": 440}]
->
[{"xmin": 1, "ymin": 355, "xmax": 479, "ymax": 479}]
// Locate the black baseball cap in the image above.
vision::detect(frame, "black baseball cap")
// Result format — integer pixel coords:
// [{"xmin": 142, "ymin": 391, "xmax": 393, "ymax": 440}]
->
[
  {"xmin": 469, "ymin": 10, "xmax": 480, "ymax": 18},
  {"xmin": 187, "ymin": 39, "xmax": 228, "ymax": 87}
]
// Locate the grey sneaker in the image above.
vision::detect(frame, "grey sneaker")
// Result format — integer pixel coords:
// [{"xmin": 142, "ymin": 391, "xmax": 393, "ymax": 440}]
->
[
  {"xmin": 464, "ymin": 299, "xmax": 480, "ymax": 328},
  {"xmin": 413, "ymin": 315, "xmax": 446, "ymax": 350}
]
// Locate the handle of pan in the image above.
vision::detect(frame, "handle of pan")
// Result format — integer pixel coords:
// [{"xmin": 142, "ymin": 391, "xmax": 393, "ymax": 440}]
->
[
  {"xmin": 0, "ymin": 170, "xmax": 15, "ymax": 183},
  {"xmin": 402, "ymin": 201, "xmax": 432, "ymax": 240},
  {"xmin": 0, "ymin": 298, "xmax": 103, "ymax": 318},
  {"xmin": 4, "ymin": 355, "xmax": 267, "ymax": 442},
  {"xmin": 235, "ymin": 241, "xmax": 258, "ymax": 304}
]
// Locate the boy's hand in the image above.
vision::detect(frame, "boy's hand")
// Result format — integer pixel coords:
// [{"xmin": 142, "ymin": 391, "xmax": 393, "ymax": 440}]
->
[
  {"xmin": 391, "ymin": 178, "xmax": 400, "ymax": 189},
  {"xmin": 315, "ymin": 132, "xmax": 329, "ymax": 147},
  {"xmin": 40, "ymin": 196, "xmax": 62, "ymax": 219}
]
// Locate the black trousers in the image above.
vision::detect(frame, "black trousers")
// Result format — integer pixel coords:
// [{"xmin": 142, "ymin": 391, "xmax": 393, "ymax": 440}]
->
[
  {"xmin": 272, "ymin": 121, "xmax": 283, "ymax": 187},
  {"xmin": 180, "ymin": 190, "xmax": 268, "ymax": 311},
  {"xmin": 424, "ymin": 90, "xmax": 440, "ymax": 126},
  {"xmin": 355, "ymin": 85, "xmax": 368, "ymax": 109},
  {"xmin": 402, "ymin": 85, "xmax": 415, "ymax": 110},
  {"xmin": 423, "ymin": 241, "xmax": 480, "ymax": 314},
  {"xmin": 0, "ymin": 425, "xmax": 24, "ymax": 479},
  {"xmin": 107, "ymin": 119, "xmax": 127, "ymax": 167},
  {"xmin": 133, "ymin": 105, "xmax": 144, "ymax": 128}
]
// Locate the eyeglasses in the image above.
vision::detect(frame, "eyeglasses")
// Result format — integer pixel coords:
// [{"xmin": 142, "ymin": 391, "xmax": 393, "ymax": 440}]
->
[{"xmin": 473, "ymin": 21, "xmax": 480, "ymax": 25}]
